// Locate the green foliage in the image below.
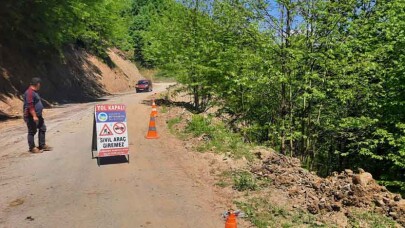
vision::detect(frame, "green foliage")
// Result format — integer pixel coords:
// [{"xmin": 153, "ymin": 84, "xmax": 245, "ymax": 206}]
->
[
  {"xmin": 233, "ymin": 171, "xmax": 258, "ymax": 191},
  {"xmin": 139, "ymin": 0, "xmax": 405, "ymax": 195},
  {"xmin": 237, "ymin": 199, "xmax": 397, "ymax": 227},
  {"xmin": 185, "ymin": 115, "xmax": 213, "ymax": 137},
  {"xmin": 167, "ymin": 117, "xmax": 188, "ymax": 140},
  {"xmin": 215, "ymin": 170, "xmax": 233, "ymax": 188},
  {"xmin": 348, "ymin": 210, "xmax": 397, "ymax": 228},
  {"xmin": 143, "ymin": 0, "xmax": 221, "ymax": 111},
  {"xmin": 215, "ymin": 170, "xmax": 271, "ymax": 190},
  {"xmin": 378, "ymin": 180, "xmax": 405, "ymax": 198},
  {"xmin": 236, "ymin": 198, "xmax": 331, "ymax": 228},
  {"xmin": 129, "ymin": 0, "xmax": 165, "ymax": 66},
  {"xmin": 160, "ymin": 106, "xmax": 168, "ymax": 114},
  {"xmin": 168, "ymin": 117, "xmax": 182, "ymax": 131},
  {"xmin": 167, "ymin": 111, "xmax": 254, "ymax": 159},
  {"xmin": 0, "ymin": 0, "xmax": 132, "ymax": 55},
  {"xmin": 185, "ymin": 114, "xmax": 254, "ymax": 160}
]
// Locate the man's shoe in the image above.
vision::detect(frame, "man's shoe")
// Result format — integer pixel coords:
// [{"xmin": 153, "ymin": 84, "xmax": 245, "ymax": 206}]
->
[
  {"xmin": 39, "ymin": 145, "xmax": 53, "ymax": 151},
  {"xmin": 29, "ymin": 147, "xmax": 43, "ymax": 153}
]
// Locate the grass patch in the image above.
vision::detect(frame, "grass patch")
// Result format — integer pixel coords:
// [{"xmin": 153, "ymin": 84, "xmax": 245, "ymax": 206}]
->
[
  {"xmin": 185, "ymin": 114, "xmax": 254, "ymax": 161},
  {"xmin": 215, "ymin": 170, "xmax": 233, "ymax": 188},
  {"xmin": 161, "ymin": 105, "xmax": 168, "ymax": 114},
  {"xmin": 236, "ymin": 198, "xmax": 398, "ymax": 228},
  {"xmin": 215, "ymin": 170, "xmax": 272, "ymax": 191},
  {"xmin": 348, "ymin": 210, "xmax": 397, "ymax": 228},
  {"xmin": 185, "ymin": 115, "xmax": 213, "ymax": 137},
  {"xmin": 236, "ymin": 198, "xmax": 331, "ymax": 228},
  {"xmin": 168, "ymin": 117, "xmax": 181, "ymax": 130},
  {"xmin": 216, "ymin": 179, "xmax": 231, "ymax": 188},
  {"xmin": 165, "ymin": 112, "xmax": 253, "ymax": 160},
  {"xmin": 167, "ymin": 117, "xmax": 187, "ymax": 139},
  {"xmin": 233, "ymin": 171, "xmax": 258, "ymax": 191}
]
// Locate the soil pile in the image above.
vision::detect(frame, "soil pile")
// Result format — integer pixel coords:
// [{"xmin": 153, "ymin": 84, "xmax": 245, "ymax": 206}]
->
[{"xmin": 252, "ymin": 150, "xmax": 405, "ymax": 226}]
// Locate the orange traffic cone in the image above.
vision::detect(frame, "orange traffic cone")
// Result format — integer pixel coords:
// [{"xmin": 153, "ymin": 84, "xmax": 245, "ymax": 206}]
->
[
  {"xmin": 145, "ymin": 112, "xmax": 159, "ymax": 139},
  {"xmin": 151, "ymin": 99, "xmax": 158, "ymax": 117},
  {"xmin": 225, "ymin": 213, "xmax": 237, "ymax": 228}
]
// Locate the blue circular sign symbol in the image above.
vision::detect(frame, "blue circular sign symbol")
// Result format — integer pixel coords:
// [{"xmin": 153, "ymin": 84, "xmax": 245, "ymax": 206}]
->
[{"xmin": 98, "ymin": 112, "xmax": 108, "ymax": 122}]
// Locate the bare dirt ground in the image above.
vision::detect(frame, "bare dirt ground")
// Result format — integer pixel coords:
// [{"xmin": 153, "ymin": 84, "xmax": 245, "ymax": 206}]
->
[
  {"xmin": 0, "ymin": 83, "xmax": 227, "ymax": 228},
  {"xmin": 0, "ymin": 46, "xmax": 141, "ymax": 120}
]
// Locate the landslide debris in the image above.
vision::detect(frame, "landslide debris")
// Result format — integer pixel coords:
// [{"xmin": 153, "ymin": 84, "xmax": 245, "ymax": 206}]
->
[{"xmin": 251, "ymin": 150, "xmax": 405, "ymax": 226}]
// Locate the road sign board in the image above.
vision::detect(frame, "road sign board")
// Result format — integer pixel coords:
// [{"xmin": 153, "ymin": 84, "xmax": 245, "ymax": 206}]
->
[{"xmin": 93, "ymin": 104, "xmax": 129, "ymax": 157}]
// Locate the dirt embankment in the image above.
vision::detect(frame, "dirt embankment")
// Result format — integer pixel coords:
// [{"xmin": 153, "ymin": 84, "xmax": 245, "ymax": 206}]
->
[
  {"xmin": 251, "ymin": 151, "xmax": 405, "ymax": 226},
  {"xmin": 0, "ymin": 43, "xmax": 141, "ymax": 120}
]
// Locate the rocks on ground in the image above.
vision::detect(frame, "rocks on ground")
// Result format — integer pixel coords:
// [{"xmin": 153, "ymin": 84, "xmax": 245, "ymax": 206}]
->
[{"xmin": 251, "ymin": 150, "xmax": 405, "ymax": 226}]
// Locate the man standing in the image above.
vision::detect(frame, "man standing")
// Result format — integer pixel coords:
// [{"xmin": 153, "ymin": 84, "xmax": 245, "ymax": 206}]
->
[{"xmin": 23, "ymin": 78, "xmax": 52, "ymax": 153}]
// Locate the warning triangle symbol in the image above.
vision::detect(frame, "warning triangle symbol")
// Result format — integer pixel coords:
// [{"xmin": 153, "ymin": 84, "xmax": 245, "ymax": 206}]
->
[{"xmin": 99, "ymin": 124, "xmax": 113, "ymax": 136}]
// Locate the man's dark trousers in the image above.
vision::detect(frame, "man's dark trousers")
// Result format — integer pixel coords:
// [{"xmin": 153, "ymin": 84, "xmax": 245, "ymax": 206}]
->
[{"xmin": 26, "ymin": 116, "xmax": 46, "ymax": 150}]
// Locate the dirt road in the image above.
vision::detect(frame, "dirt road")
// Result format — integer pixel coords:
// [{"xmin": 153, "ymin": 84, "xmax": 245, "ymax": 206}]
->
[{"xmin": 0, "ymin": 83, "xmax": 224, "ymax": 228}]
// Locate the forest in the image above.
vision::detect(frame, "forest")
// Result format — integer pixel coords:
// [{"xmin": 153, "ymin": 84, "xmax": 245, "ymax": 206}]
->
[
  {"xmin": 135, "ymin": 0, "xmax": 405, "ymax": 195},
  {"xmin": 1, "ymin": 0, "xmax": 404, "ymax": 195},
  {"xmin": 0, "ymin": 0, "xmax": 133, "ymax": 58}
]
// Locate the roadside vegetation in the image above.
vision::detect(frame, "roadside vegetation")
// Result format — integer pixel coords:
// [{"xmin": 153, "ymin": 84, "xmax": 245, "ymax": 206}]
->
[
  {"xmin": 132, "ymin": 0, "xmax": 405, "ymax": 196},
  {"xmin": 236, "ymin": 198, "xmax": 397, "ymax": 228},
  {"xmin": 186, "ymin": 115, "xmax": 254, "ymax": 160},
  {"xmin": 347, "ymin": 210, "xmax": 398, "ymax": 228},
  {"xmin": 1, "ymin": 0, "xmax": 134, "ymax": 61},
  {"xmin": 162, "ymin": 97, "xmax": 404, "ymax": 227},
  {"xmin": 236, "ymin": 198, "xmax": 329, "ymax": 228},
  {"xmin": 168, "ymin": 113, "xmax": 254, "ymax": 160}
]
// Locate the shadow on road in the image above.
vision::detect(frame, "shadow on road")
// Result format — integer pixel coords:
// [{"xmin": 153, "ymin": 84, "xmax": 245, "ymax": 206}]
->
[
  {"xmin": 97, "ymin": 155, "xmax": 129, "ymax": 166},
  {"xmin": 141, "ymin": 98, "xmax": 197, "ymax": 113},
  {"xmin": 0, "ymin": 110, "xmax": 21, "ymax": 121},
  {"xmin": 52, "ymin": 98, "xmax": 109, "ymax": 107}
]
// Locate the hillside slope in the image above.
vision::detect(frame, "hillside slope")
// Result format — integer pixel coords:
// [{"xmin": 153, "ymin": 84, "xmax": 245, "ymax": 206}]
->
[{"xmin": 0, "ymin": 44, "xmax": 141, "ymax": 120}]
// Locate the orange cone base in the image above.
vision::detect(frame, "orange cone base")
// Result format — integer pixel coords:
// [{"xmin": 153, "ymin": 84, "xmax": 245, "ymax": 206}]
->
[
  {"xmin": 145, "ymin": 135, "xmax": 159, "ymax": 139},
  {"xmin": 146, "ymin": 114, "xmax": 159, "ymax": 139}
]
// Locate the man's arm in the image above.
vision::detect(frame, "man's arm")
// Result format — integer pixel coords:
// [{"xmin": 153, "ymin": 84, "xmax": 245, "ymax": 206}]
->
[{"xmin": 27, "ymin": 89, "xmax": 39, "ymax": 123}]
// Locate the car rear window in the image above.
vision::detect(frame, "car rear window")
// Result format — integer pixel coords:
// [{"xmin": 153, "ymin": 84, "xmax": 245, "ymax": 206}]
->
[{"xmin": 138, "ymin": 80, "xmax": 149, "ymax": 85}]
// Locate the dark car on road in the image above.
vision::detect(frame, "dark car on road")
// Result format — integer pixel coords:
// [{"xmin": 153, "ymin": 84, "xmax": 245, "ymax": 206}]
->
[{"xmin": 135, "ymin": 79, "xmax": 153, "ymax": 93}]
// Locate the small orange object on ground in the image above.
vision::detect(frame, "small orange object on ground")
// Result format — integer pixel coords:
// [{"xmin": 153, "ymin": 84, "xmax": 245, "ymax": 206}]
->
[
  {"xmin": 225, "ymin": 212, "xmax": 237, "ymax": 228},
  {"xmin": 145, "ymin": 112, "xmax": 159, "ymax": 139}
]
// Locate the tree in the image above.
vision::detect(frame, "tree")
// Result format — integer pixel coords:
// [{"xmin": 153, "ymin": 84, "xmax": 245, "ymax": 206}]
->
[
  {"xmin": 0, "ymin": 0, "xmax": 133, "ymax": 55},
  {"xmin": 140, "ymin": 0, "xmax": 405, "ymax": 195}
]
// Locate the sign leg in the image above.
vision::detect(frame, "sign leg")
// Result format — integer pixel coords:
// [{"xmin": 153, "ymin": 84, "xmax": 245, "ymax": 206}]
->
[{"xmin": 92, "ymin": 116, "xmax": 97, "ymax": 159}]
